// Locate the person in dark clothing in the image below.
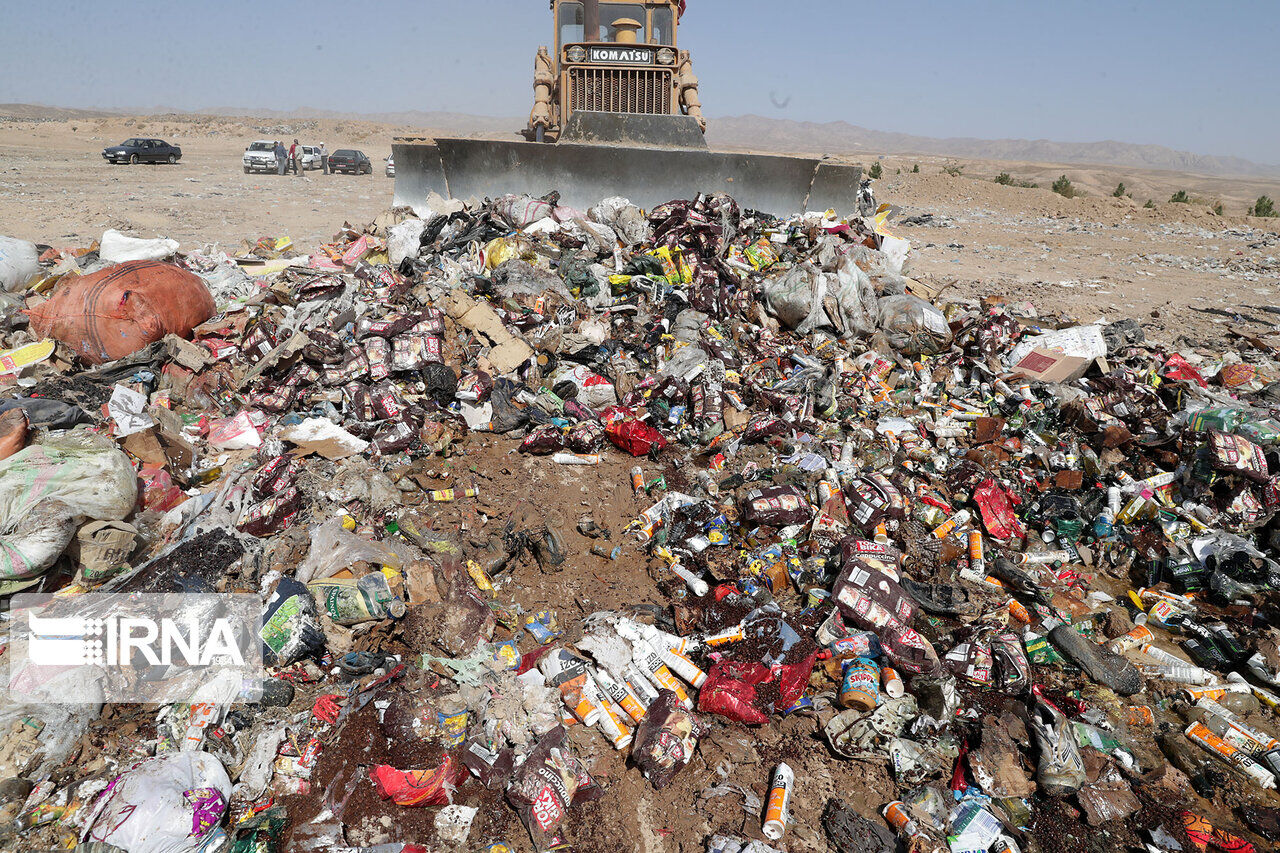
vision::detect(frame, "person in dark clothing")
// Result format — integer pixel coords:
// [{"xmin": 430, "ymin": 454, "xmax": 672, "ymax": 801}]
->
[{"xmin": 274, "ymin": 141, "xmax": 287, "ymax": 175}]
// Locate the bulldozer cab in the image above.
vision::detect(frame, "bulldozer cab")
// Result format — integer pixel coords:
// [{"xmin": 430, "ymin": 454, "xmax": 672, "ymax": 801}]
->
[
  {"xmin": 555, "ymin": 1, "xmax": 676, "ymax": 47},
  {"xmin": 529, "ymin": 0, "xmax": 701, "ymax": 143}
]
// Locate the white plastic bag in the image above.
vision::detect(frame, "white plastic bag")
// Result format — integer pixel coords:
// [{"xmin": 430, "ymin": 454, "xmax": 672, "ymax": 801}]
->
[
  {"xmin": 763, "ymin": 263, "xmax": 828, "ymax": 333},
  {"xmin": 100, "ymin": 229, "xmax": 180, "ymax": 263},
  {"xmin": 0, "ymin": 236, "xmax": 39, "ymax": 293},
  {"xmin": 294, "ymin": 518, "xmax": 418, "ymax": 584},
  {"xmin": 81, "ymin": 752, "xmax": 230, "ymax": 853},
  {"xmin": 388, "ymin": 218, "xmax": 427, "ymax": 267},
  {"xmin": 547, "ymin": 362, "xmax": 618, "ymax": 407},
  {"xmin": 0, "ymin": 429, "xmax": 138, "ymax": 526}
]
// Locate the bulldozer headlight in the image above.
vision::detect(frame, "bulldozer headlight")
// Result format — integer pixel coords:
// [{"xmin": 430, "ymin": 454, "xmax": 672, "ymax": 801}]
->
[
  {"xmin": 567, "ymin": 46, "xmax": 587, "ymax": 63},
  {"xmin": 657, "ymin": 48, "xmax": 676, "ymax": 65}
]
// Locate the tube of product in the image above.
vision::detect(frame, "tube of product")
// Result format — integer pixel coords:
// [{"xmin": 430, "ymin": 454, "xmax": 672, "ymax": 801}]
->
[
  {"xmin": 623, "ymin": 663, "xmax": 661, "ymax": 706},
  {"xmin": 629, "ymin": 638, "xmax": 693, "ymax": 708},
  {"xmin": 762, "ymin": 763, "xmax": 794, "ymax": 841},
  {"xmin": 592, "ymin": 667, "xmax": 647, "ymax": 723},
  {"xmin": 1107, "ymin": 624, "xmax": 1154, "ymax": 654},
  {"xmin": 882, "ymin": 666, "xmax": 905, "ymax": 699},
  {"xmin": 1185, "ymin": 721, "xmax": 1276, "ymax": 789}
]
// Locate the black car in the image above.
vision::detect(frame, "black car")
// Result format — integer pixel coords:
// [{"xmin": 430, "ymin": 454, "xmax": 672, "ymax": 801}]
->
[
  {"xmin": 328, "ymin": 149, "xmax": 371, "ymax": 175},
  {"xmin": 102, "ymin": 138, "xmax": 182, "ymax": 165}
]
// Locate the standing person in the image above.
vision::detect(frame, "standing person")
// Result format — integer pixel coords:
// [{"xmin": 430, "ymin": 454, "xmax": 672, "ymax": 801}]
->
[
  {"xmin": 274, "ymin": 141, "xmax": 286, "ymax": 175},
  {"xmin": 289, "ymin": 138, "xmax": 301, "ymax": 176},
  {"xmin": 319, "ymin": 141, "xmax": 329, "ymax": 175}
]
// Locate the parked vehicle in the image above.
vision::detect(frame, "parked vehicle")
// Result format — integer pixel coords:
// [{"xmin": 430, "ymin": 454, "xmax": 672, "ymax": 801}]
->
[
  {"xmin": 385, "ymin": 154, "xmax": 395, "ymax": 178},
  {"xmin": 243, "ymin": 140, "xmax": 278, "ymax": 174},
  {"xmin": 329, "ymin": 149, "xmax": 372, "ymax": 175},
  {"xmin": 300, "ymin": 145, "xmax": 322, "ymax": 170},
  {"xmin": 102, "ymin": 138, "xmax": 182, "ymax": 165}
]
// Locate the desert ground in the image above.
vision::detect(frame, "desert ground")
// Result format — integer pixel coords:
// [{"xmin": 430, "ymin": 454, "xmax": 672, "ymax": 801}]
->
[{"xmin": 2, "ymin": 112, "xmax": 1279, "ymax": 352}]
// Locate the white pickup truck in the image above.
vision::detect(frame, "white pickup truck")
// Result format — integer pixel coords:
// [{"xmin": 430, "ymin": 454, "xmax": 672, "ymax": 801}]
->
[{"xmin": 242, "ymin": 141, "xmax": 321, "ymax": 173}]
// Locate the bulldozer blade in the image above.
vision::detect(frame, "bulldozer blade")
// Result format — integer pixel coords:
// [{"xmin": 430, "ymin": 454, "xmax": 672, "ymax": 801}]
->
[{"xmin": 393, "ymin": 137, "xmax": 861, "ymax": 216}]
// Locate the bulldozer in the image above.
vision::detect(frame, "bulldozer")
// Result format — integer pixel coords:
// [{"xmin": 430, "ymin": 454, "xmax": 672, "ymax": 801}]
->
[{"xmin": 393, "ymin": 0, "xmax": 862, "ymax": 214}]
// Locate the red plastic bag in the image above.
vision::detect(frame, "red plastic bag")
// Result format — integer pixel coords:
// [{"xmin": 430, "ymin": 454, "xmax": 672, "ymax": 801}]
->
[
  {"xmin": 973, "ymin": 478, "xmax": 1025, "ymax": 541},
  {"xmin": 26, "ymin": 260, "xmax": 216, "ymax": 365},
  {"xmin": 370, "ymin": 754, "xmax": 467, "ymax": 806},
  {"xmin": 606, "ymin": 418, "xmax": 666, "ymax": 456},
  {"xmin": 1161, "ymin": 354, "xmax": 1208, "ymax": 388},
  {"xmin": 698, "ymin": 663, "xmax": 769, "ymax": 724}
]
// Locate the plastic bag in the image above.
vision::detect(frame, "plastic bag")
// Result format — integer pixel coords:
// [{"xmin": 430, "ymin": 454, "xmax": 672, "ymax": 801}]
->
[
  {"xmin": 370, "ymin": 755, "xmax": 467, "ymax": 806},
  {"xmin": 0, "ymin": 397, "xmax": 92, "ymax": 429},
  {"xmin": 0, "ymin": 235, "xmax": 39, "ymax": 293},
  {"xmin": 0, "ymin": 429, "xmax": 138, "ymax": 527},
  {"xmin": 26, "ymin": 260, "xmax": 216, "ymax": 364},
  {"xmin": 831, "ymin": 255, "xmax": 881, "ymax": 337},
  {"xmin": 762, "ymin": 263, "xmax": 827, "ymax": 333},
  {"xmin": 294, "ymin": 518, "xmax": 418, "ymax": 584},
  {"xmin": 507, "ymin": 726, "xmax": 579, "ymax": 849},
  {"xmin": 0, "ymin": 499, "xmax": 76, "ymax": 584},
  {"xmin": 260, "ymin": 577, "xmax": 327, "ymax": 666},
  {"xmin": 99, "ymin": 229, "xmax": 180, "ymax": 263},
  {"xmin": 631, "ymin": 689, "xmax": 704, "ymax": 789},
  {"xmin": 494, "ymin": 194, "xmax": 554, "ymax": 229},
  {"xmin": 388, "ymin": 217, "xmax": 427, "ymax": 267},
  {"xmin": 80, "ymin": 752, "xmax": 230, "ymax": 853},
  {"xmin": 877, "ymin": 294, "xmax": 952, "ymax": 355},
  {"xmin": 588, "ymin": 196, "xmax": 651, "ymax": 247}
]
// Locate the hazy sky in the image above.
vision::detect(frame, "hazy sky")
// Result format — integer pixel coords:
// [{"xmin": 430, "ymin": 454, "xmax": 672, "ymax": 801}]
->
[{"xmin": 2, "ymin": 0, "xmax": 1276, "ymax": 162}]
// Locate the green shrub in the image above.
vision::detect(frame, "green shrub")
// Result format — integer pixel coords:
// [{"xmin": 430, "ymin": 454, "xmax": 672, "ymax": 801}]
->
[
  {"xmin": 1253, "ymin": 195, "xmax": 1276, "ymax": 217},
  {"xmin": 911, "ymin": 164, "xmax": 919, "ymax": 173},
  {"xmin": 1212, "ymin": 202, "xmax": 1224, "ymax": 216},
  {"xmin": 942, "ymin": 164, "xmax": 963, "ymax": 177},
  {"xmin": 1112, "ymin": 182, "xmax": 1126, "ymax": 198},
  {"xmin": 868, "ymin": 161, "xmax": 882, "ymax": 179},
  {"xmin": 1051, "ymin": 175, "xmax": 1075, "ymax": 198},
  {"xmin": 1143, "ymin": 200, "xmax": 1156, "ymax": 209},
  {"xmin": 994, "ymin": 173, "xmax": 1012, "ymax": 185},
  {"xmin": 1169, "ymin": 190, "xmax": 1190, "ymax": 204}
]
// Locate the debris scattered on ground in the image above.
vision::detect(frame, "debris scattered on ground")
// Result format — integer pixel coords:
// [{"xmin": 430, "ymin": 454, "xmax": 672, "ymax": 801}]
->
[{"xmin": 0, "ymin": 186, "xmax": 1278, "ymax": 852}]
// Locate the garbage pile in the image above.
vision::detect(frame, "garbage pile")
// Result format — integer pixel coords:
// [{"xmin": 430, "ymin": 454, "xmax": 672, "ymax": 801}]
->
[{"xmin": 0, "ymin": 188, "xmax": 1279, "ymax": 853}]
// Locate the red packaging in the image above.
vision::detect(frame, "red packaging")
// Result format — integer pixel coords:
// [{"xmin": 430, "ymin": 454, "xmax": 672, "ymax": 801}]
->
[
  {"xmin": 845, "ymin": 474, "xmax": 906, "ymax": 534},
  {"xmin": 370, "ymin": 381, "xmax": 406, "ymax": 420},
  {"xmin": 520, "ymin": 424, "xmax": 564, "ymax": 455},
  {"xmin": 1208, "ymin": 431, "xmax": 1269, "ymax": 482},
  {"xmin": 1161, "ymin": 354, "xmax": 1208, "ymax": 388},
  {"xmin": 973, "ymin": 478, "xmax": 1025, "ymax": 540},
  {"xmin": 140, "ymin": 465, "xmax": 186, "ymax": 512},
  {"xmin": 370, "ymin": 414, "xmax": 418, "ymax": 456},
  {"xmin": 357, "ymin": 311, "xmax": 419, "ymax": 339},
  {"xmin": 344, "ymin": 383, "xmax": 375, "ymax": 422},
  {"xmin": 697, "ymin": 662, "xmax": 770, "ymax": 725},
  {"xmin": 364, "ymin": 337, "xmax": 391, "ymax": 381},
  {"xmin": 605, "ymin": 418, "xmax": 667, "ymax": 456},
  {"xmin": 238, "ymin": 487, "xmax": 302, "ymax": 536},
  {"xmin": 369, "ymin": 754, "xmax": 467, "ymax": 806},
  {"xmin": 252, "ymin": 455, "xmax": 301, "ymax": 500}
]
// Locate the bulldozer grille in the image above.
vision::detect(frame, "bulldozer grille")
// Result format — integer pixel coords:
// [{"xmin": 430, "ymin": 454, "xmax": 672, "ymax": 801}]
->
[{"xmin": 568, "ymin": 67, "xmax": 672, "ymax": 115}]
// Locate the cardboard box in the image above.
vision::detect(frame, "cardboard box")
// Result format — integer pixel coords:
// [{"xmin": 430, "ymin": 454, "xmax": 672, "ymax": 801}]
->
[{"xmin": 1009, "ymin": 347, "xmax": 1093, "ymax": 383}]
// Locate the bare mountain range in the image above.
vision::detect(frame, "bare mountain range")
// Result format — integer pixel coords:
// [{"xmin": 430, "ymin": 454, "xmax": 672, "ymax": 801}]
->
[{"xmin": 4, "ymin": 102, "xmax": 1276, "ymax": 179}]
